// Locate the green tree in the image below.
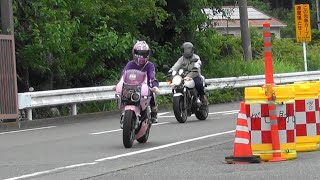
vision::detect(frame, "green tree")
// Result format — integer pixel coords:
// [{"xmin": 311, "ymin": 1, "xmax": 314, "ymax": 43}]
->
[
  {"xmin": 14, "ymin": 0, "xmax": 168, "ymax": 91},
  {"xmin": 13, "ymin": 0, "xmax": 275, "ymax": 92}
]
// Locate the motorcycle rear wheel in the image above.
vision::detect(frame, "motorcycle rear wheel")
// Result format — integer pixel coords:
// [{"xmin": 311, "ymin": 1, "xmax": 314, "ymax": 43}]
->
[{"xmin": 195, "ymin": 105, "xmax": 209, "ymax": 120}]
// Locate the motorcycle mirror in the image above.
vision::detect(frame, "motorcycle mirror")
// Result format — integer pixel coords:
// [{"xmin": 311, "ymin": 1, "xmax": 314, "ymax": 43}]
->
[{"xmin": 162, "ymin": 64, "xmax": 170, "ymax": 72}]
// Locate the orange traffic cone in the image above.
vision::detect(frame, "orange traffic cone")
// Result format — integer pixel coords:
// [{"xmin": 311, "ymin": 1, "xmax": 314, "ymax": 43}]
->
[{"xmin": 225, "ymin": 101, "xmax": 261, "ymax": 164}]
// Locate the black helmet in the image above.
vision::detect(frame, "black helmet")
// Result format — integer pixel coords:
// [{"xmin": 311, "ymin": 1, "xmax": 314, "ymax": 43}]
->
[{"xmin": 182, "ymin": 42, "xmax": 194, "ymax": 58}]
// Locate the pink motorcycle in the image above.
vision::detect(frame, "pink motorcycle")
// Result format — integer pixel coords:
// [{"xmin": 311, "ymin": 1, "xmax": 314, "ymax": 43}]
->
[{"xmin": 115, "ymin": 69, "xmax": 153, "ymax": 148}]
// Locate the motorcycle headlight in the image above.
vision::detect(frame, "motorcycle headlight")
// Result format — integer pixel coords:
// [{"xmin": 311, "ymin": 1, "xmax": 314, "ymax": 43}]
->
[
  {"xmin": 131, "ymin": 92, "xmax": 140, "ymax": 102},
  {"xmin": 172, "ymin": 75, "xmax": 182, "ymax": 86}
]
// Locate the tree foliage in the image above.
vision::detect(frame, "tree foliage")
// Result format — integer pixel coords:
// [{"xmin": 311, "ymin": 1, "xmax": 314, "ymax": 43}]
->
[
  {"xmin": 14, "ymin": 0, "xmax": 167, "ymax": 91},
  {"xmin": 12, "ymin": 0, "xmax": 320, "ymax": 93}
]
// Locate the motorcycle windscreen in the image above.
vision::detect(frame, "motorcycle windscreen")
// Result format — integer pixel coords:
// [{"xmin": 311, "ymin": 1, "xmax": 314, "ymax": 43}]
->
[{"xmin": 123, "ymin": 69, "xmax": 147, "ymax": 85}]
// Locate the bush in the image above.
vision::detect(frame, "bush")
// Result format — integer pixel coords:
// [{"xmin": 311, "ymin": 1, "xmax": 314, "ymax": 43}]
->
[
  {"xmin": 308, "ymin": 44, "xmax": 320, "ymax": 71},
  {"xmin": 77, "ymin": 101, "xmax": 118, "ymax": 114},
  {"xmin": 208, "ymin": 88, "xmax": 243, "ymax": 104}
]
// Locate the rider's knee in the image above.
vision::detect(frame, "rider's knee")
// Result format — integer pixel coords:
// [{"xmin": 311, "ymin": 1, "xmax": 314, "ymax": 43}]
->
[{"xmin": 151, "ymin": 105, "xmax": 158, "ymax": 113}]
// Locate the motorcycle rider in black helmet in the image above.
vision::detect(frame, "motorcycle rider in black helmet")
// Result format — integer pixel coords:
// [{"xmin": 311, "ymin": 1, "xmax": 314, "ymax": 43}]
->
[{"xmin": 169, "ymin": 42, "xmax": 208, "ymax": 106}]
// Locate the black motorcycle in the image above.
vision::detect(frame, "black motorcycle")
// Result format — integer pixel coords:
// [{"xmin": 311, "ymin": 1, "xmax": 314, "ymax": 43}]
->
[{"xmin": 167, "ymin": 67, "xmax": 209, "ymax": 123}]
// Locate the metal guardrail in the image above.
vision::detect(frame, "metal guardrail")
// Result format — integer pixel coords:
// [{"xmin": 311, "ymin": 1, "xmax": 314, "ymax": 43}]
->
[{"xmin": 18, "ymin": 71, "xmax": 320, "ymax": 120}]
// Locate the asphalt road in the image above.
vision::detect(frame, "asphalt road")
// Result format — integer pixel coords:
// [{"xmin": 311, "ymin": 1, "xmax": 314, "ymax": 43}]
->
[{"xmin": 0, "ymin": 102, "xmax": 319, "ymax": 180}]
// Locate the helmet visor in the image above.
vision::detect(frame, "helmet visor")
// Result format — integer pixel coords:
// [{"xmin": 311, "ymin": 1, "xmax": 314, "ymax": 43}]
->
[
  {"xmin": 183, "ymin": 47, "xmax": 193, "ymax": 57},
  {"xmin": 183, "ymin": 47, "xmax": 192, "ymax": 54},
  {"xmin": 134, "ymin": 50, "xmax": 149, "ymax": 58}
]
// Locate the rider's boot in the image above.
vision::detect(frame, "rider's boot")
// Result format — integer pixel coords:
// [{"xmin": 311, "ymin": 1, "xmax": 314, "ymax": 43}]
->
[
  {"xmin": 200, "ymin": 95, "xmax": 209, "ymax": 106},
  {"xmin": 120, "ymin": 113, "xmax": 124, "ymax": 129},
  {"xmin": 196, "ymin": 97, "xmax": 202, "ymax": 107},
  {"xmin": 151, "ymin": 105, "xmax": 158, "ymax": 123}
]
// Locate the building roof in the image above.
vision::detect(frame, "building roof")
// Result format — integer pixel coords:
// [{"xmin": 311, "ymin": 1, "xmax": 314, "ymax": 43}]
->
[{"xmin": 203, "ymin": 6, "xmax": 286, "ymax": 28}]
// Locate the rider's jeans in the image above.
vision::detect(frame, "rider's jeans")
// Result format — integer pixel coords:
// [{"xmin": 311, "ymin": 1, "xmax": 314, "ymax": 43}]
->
[{"xmin": 193, "ymin": 76, "xmax": 205, "ymax": 96}]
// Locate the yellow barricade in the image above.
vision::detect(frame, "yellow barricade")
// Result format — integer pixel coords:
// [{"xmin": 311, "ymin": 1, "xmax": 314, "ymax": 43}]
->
[
  {"xmin": 245, "ymin": 85, "xmax": 296, "ymax": 161},
  {"xmin": 288, "ymin": 82, "xmax": 320, "ymax": 152}
]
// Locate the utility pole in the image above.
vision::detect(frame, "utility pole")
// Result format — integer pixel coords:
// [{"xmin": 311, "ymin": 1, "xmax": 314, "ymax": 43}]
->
[
  {"xmin": 292, "ymin": 0, "xmax": 295, "ymax": 10},
  {"xmin": 239, "ymin": 0, "xmax": 253, "ymax": 61},
  {"xmin": 0, "ymin": 0, "xmax": 14, "ymax": 35},
  {"xmin": 317, "ymin": 0, "xmax": 320, "ymax": 30}
]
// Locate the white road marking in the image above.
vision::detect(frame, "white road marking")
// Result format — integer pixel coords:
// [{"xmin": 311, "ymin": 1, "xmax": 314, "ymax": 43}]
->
[
  {"xmin": 159, "ymin": 109, "xmax": 238, "ymax": 118},
  {"xmin": 223, "ymin": 112, "xmax": 239, "ymax": 115},
  {"xmin": 90, "ymin": 122, "xmax": 171, "ymax": 135},
  {"xmin": 5, "ymin": 129, "xmax": 234, "ymax": 180},
  {"xmin": 0, "ymin": 126, "xmax": 56, "ymax": 135},
  {"xmin": 95, "ymin": 130, "xmax": 235, "ymax": 161},
  {"xmin": 90, "ymin": 129, "xmax": 121, "ymax": 135},
  {"xmin": 158, "ymin": 112, "xmax": 170, "ymax": 116},
  {"xmin": 208, "ymin": 110, "xmax": 238, "ymax": 115},
  {"xmin": 4, "ymin": 162, "xmax": 97, "ymax": 180},
  {"xmin": 159, "ymin": 116, "xmax": 175, "ymax": 118},
  {"xmin": 151, "ymin": 122, "xmax": 171, "ymax": 126},
  {"xmin": 91, "ymin": 111, "xmax": 170, "ymax": 134}
]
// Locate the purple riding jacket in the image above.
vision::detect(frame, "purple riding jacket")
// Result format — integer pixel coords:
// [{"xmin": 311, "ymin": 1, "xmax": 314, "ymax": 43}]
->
[{"xmin": 123, "ymin": 60, "xmax": 159, "ymax": 88}]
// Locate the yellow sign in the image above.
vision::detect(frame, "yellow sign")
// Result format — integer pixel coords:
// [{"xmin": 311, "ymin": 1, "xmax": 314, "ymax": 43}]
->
[{"xmin": 294, "ymin": 4, "xmax": 311, "ymax": 42}]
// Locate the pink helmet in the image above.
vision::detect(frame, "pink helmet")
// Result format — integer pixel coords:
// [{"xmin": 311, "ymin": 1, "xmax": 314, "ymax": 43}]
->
[{"xmin": 132, "ymin": 41, "xmax": 150, "ymax": 65}]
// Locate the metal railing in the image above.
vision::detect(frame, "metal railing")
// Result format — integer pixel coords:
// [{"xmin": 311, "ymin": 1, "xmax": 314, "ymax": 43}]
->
[{"xmin": 18, "ymin": 71, "xmax": 320, "ymax": 120}]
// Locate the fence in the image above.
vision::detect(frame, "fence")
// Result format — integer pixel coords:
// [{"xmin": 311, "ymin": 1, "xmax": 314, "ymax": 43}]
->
[{"xmin": 0, "ymin": 35, "xmax": 18, "ymax": 120}]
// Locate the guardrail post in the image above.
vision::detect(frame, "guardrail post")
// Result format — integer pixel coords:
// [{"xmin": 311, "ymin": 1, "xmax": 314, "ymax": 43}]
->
[
  {"xmin": 27, "ymin": 109, "xmax": 32, "ymax": 120},
  {"xmin": 71, "ymin": 103, "xmax": 77, "ymax": 116}
]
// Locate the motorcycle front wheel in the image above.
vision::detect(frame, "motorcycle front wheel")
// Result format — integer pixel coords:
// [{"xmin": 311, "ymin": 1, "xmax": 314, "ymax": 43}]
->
[
  {"xmin": 123, "ymin": 110, "xmax": 136, "ymax": 148},
  {"xmin": 173, "ymin": 96, "xmax": 187, "ymax": 123}
]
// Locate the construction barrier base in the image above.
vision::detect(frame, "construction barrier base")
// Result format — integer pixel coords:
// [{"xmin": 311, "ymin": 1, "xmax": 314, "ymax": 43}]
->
[
  {"xmin": 252, "ymin": 143, "xmax": 297, "ymax": 161},
  {"xmin": 268, "ymin": 156, "xmax": 286, "ymax": 162},
  {"xmin": 296, "ymin": 143, "xmax": 320, "ymax": 152},
  {"xmin": 225, "ymin": 155, "xmax": 261, "ymax": 164},
  {"xmin": 296, "ymin": 136, "xmax": 320, "ymax": 152},
  {"xmin": 252, "ymin": 153, "xmax": 297, "ymax": 162}
]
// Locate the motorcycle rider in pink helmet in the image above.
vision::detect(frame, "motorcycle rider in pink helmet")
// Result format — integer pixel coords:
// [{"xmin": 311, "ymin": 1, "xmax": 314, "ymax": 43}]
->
[{"xmin": 122, "ymin": 40, "xmax": 160, "ymax": 125}]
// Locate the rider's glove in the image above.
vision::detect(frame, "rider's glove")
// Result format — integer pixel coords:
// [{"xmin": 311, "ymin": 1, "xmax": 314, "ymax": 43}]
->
[
  {"xmin": 150, "ymin": 87, "xmax": 160, "ymax": 95},
  {"xmin": 194, "ymin": 60, "xmax": 201, "ymax": 69}
]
